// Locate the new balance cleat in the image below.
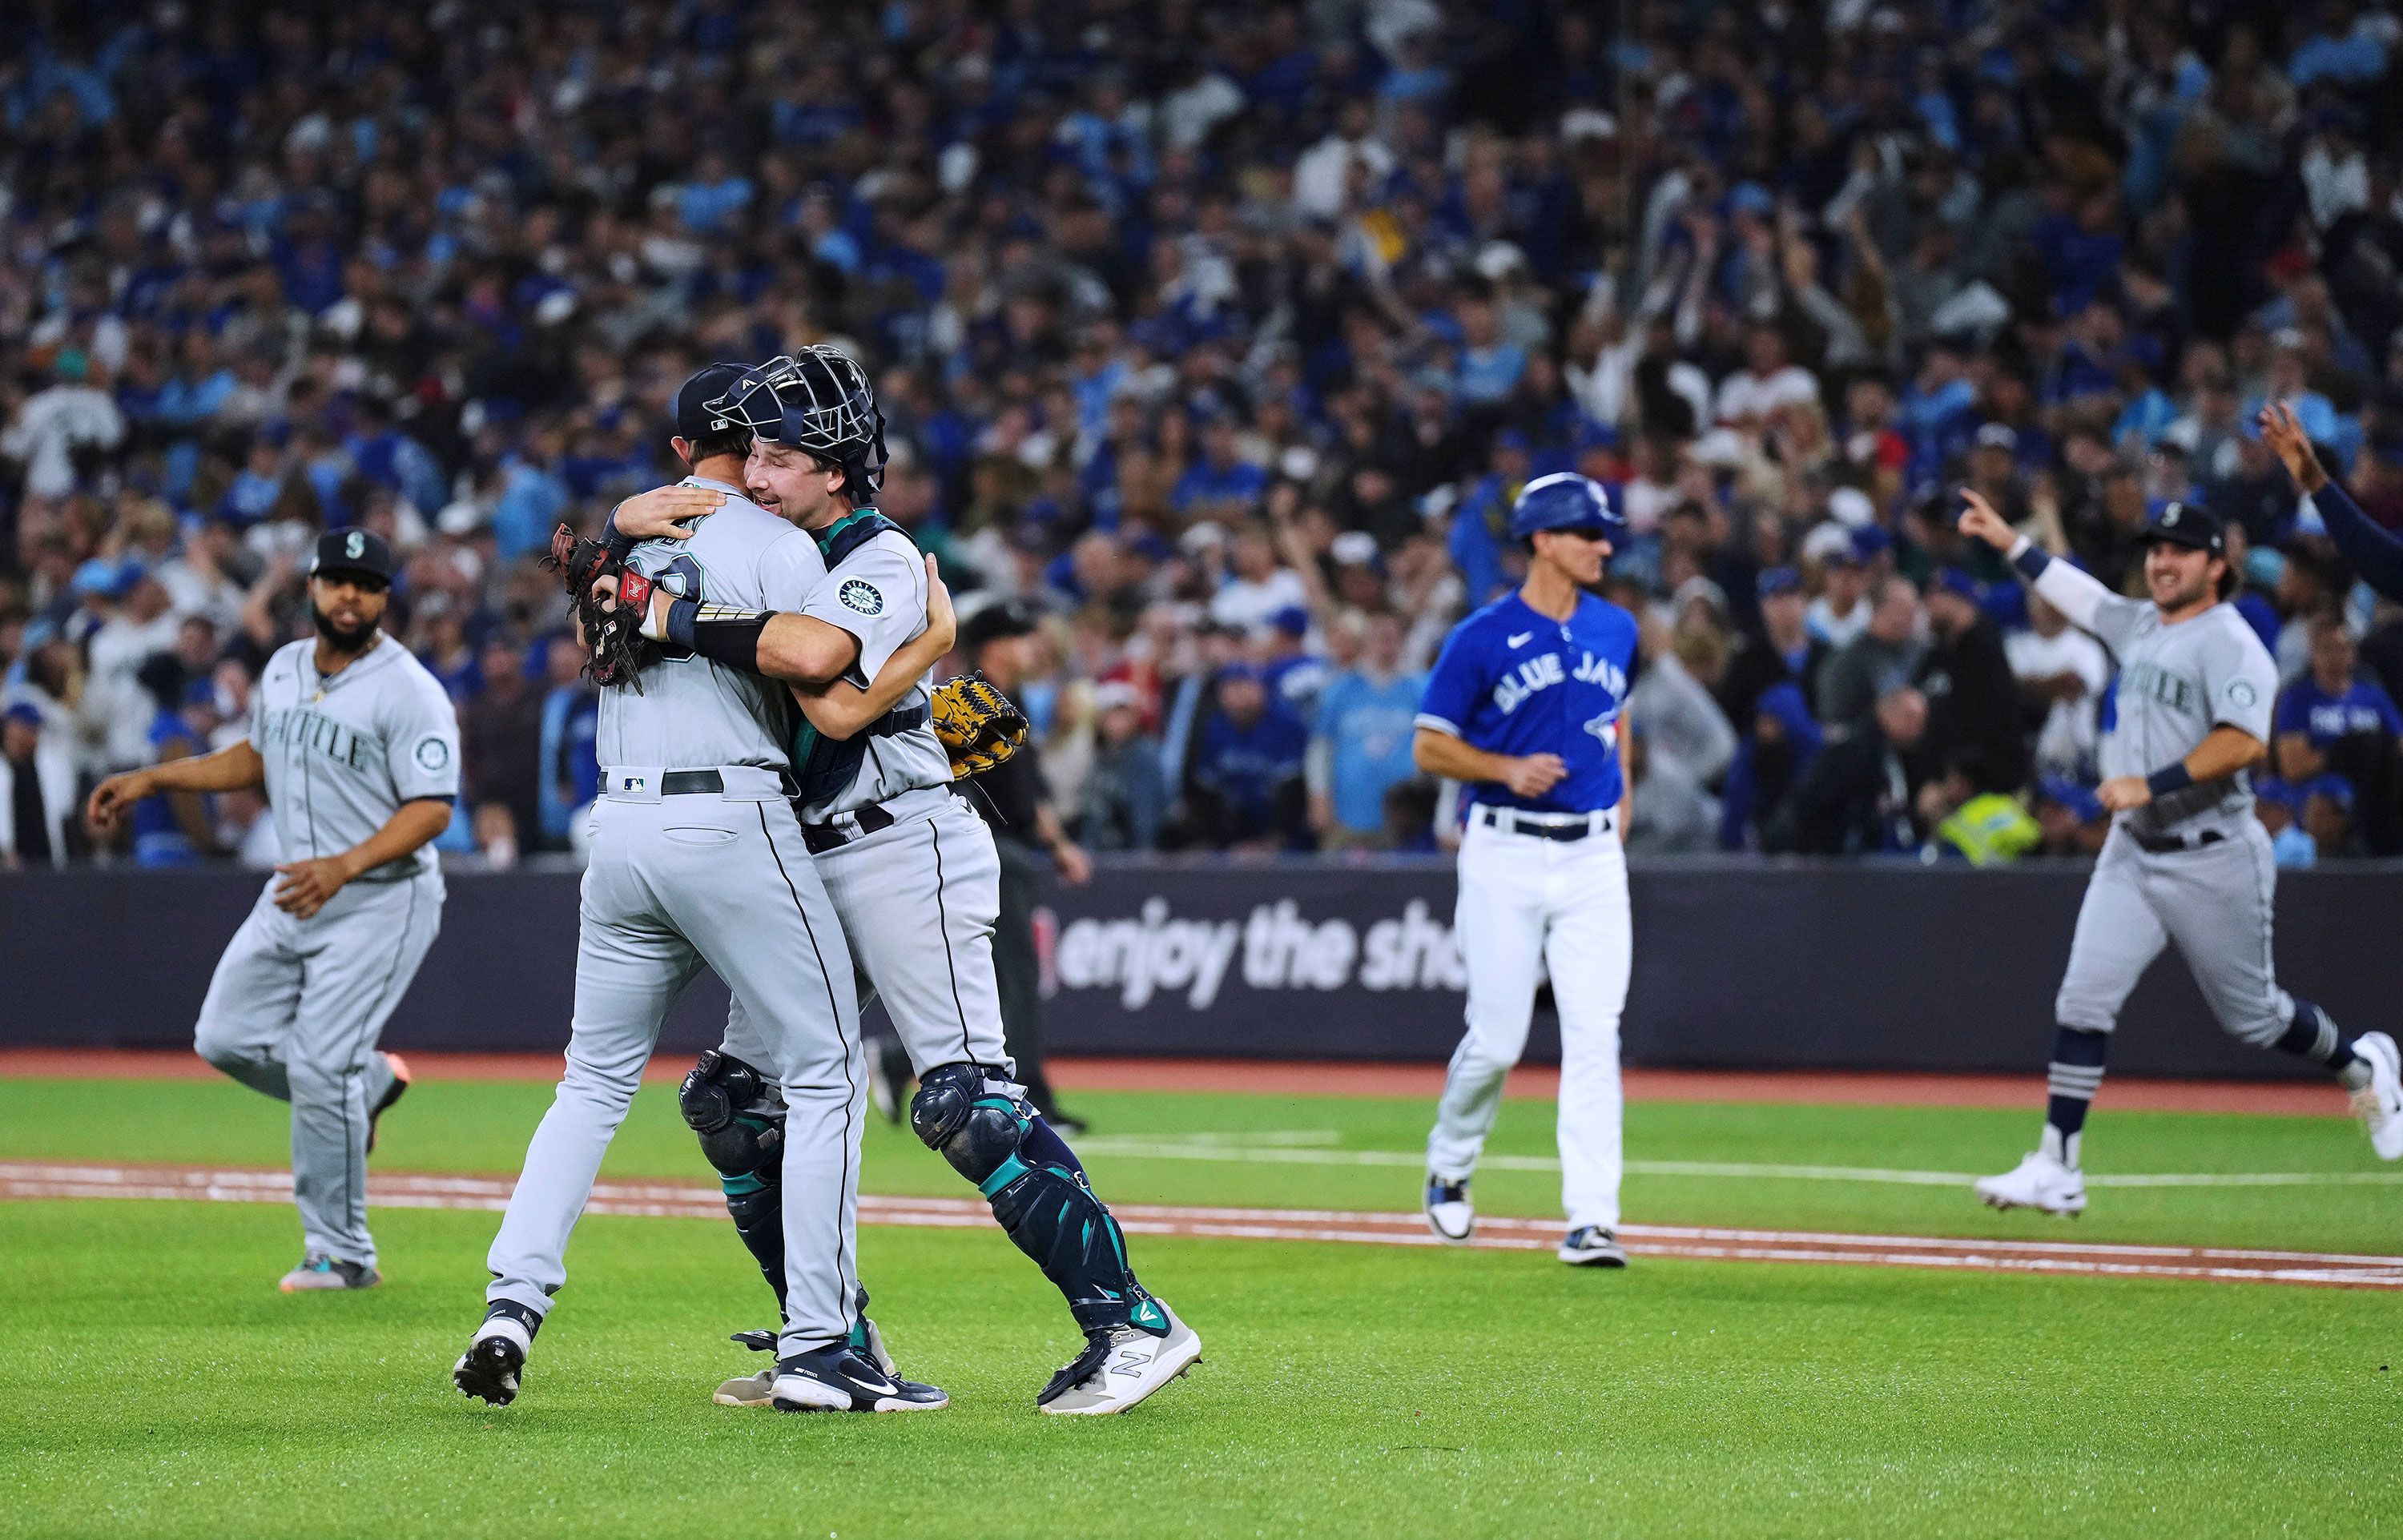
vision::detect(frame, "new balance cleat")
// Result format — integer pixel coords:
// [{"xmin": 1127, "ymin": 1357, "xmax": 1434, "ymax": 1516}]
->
[
  {"xmin": 366, "ymin": 1051, "xmax": 411, "ymax": 1155},
  {"xmin": 1038, "ymin": 1301, "xmax": 1202, "ymax": 1416},
  {"xmin": 1559, "ymin": 1225, "xmax": 1628, "ymax": 1267},
  {"xmin": 770, "ymin": 1345, "xmax": 948, "ymax": 1413},
  {"xmin": 453, "ymin": 1301, "xmax": 541, "ymax": 1406},
  {"xmin": 1424, "ymin": 1175, "xmax": 1474, "ymax": 1244},
  {"xmin": 2351, "ymin": 1031, "xmax": 2403, "ymax": 1161},
  {"xmin": 1974, "ymin": 1149, "xmax": 2087, "ymax": 1215},
  {"xmin": 279, "ymin": 1253, "xmax": 379, "ymax": 1292}
]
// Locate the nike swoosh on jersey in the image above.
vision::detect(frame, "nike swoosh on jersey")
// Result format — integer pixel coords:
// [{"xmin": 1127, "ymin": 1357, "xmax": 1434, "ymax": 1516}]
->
[{"xmin": 1507, "ymin": 632, "xmax": 1534, "ymax": 648}]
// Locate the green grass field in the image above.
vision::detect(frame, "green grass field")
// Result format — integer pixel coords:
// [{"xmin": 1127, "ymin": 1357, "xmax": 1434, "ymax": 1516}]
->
[{"xmin": 3, "ymin": 1074, "xmax": 2400, "ymax": 1538}]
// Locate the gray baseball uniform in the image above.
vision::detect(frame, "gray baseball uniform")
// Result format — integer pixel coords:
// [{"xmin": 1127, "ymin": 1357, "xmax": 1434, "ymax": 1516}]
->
[
  {"xmin": 2031, "ymin": 561, "xmax": 2294, "ymax": 1045},
  {"xmin": 482, "ymin": 480, "xmax": 868, "ymax": 1355},
  {"xmin": 725, "ymin": 513, "xmax": 1010, "ymax": 1080},
  {"xmin": 194, "ymin": 633, "xmax": 458, "ymax": 1268}
]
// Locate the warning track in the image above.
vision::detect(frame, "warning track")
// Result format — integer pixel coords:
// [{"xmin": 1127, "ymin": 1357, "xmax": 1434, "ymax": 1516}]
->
[{"xmin": 6, "ymin": 1160, "xmax": 2398, "ymax": 1292}]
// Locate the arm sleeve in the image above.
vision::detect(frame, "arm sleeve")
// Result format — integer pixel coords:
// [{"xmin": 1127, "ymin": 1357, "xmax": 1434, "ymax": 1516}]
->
[
  {"xmin": 2304, "ymin": 484, "xmax": 2403, "ymax": 603},
  {"xmin": 801, "ymin": 542, "xmax": 924, "ymax": 683},
  {"xmin": 1414, "ymin": 627, "xmax": 1482, "ymax": 738},
  {"xmin": 2029, "ymin": 557, "xmax": 2145, "ymax": 656},
  {"xmin": 384, "ymin": 675, "xmax": 465, "ymax": 803},
  {"xmin": 2202, "ymin": 622, "xmax": 2279, "ymax": 741}
]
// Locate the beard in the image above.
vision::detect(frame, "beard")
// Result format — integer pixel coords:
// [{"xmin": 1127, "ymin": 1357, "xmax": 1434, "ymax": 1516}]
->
[{"xmin": 311, "ymin": 599, "xmax": 379, "ymax": 653}]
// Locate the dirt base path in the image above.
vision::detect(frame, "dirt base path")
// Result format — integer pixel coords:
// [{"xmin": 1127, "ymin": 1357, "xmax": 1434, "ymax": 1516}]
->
[
  {"xmin": 0, "ymin": 1047, "xmax": 2347, "ymax": 1116},
  {"xmin": 3, "ymin": 1160, "xmax": 2393, "ymax": 1290}
]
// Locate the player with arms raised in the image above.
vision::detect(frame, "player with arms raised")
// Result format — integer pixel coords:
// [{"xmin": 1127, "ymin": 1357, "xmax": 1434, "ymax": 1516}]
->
[{"xmin": 1413, "ymin": 473, "xmax": 1640, "ymax": 1266}]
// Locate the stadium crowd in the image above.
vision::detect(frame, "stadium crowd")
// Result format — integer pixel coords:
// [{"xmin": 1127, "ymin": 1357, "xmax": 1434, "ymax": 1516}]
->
[{"xmin": 5, "ymin": 0, "xmax": 2403, "ymax": 873}]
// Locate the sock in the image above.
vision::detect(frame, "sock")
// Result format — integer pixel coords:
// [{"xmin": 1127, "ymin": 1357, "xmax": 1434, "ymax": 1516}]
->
[
  {"xmin": 2274, "ymin": 999, "xmax": 2369, "ymax": 1088},
  {"xmin": 2044, "ymin": 1026, "xmax": 2109, "ymax": 1170}
]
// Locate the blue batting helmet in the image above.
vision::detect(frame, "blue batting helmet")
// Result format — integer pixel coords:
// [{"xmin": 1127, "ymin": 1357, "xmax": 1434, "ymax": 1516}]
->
[{"xmin": 1507, "ymin": 472, "xmax": 1625, "ymax": 542}]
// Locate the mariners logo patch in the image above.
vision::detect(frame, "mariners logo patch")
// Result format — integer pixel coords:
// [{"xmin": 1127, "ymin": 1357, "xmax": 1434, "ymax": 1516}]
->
[
  {"xmin": 415, "ymin": 738, "xmax": 451, "ymax": 772},
  {"xmin": 2227, "ymin": 679, "xmax": 2257, "ymax": 710},
  {"xmin": 839, "ymin": 579, "xmax": 884, "ymax": 616}
]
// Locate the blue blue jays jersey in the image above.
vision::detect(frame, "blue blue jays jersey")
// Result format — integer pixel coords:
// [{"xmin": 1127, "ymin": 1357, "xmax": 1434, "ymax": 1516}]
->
[{"xmin": 1415, "ymin": 592, "xmax": 1637, "ymax": 814}]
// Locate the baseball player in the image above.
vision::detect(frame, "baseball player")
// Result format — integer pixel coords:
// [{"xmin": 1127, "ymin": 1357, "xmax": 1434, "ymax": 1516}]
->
[
  {"xmin": 1957, "ymin": 489, "xmax": 2403, "ymax": 1215},
  {"xmin": 610, "ymin": 348, "xmax": 1201, "ymax": 1415},
  {"xmin": 452, "ymin": 367, "xmax": 948, "ymax": 1416},
  {"xmin": 87, "ymin": 529, "xmax": 457, "ymax": 1292},
  {"xmin": 1413, "ymin": 472, "xmax": 1640, "ymax": 1266}
]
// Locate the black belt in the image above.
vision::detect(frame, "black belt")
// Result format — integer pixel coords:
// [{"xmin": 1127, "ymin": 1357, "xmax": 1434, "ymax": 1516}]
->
[
  {"xmin": 657, "ymin": 769, "xmax": 800, "ymax": 797},
  {"xmin": 1476, "ymin": 806, "xmax": 1614, "ymax": 842},
  {"xmin": 800, "ymin": 802, "xmax": 896, "ymax": 854},
  {"xmin": 2131, "ymin": 829, "xmax": 2224, "ymax": 855}
]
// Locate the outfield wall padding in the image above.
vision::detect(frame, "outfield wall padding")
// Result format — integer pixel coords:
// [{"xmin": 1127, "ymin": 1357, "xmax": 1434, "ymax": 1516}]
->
[{"xmin": 4, "ymin": 859, "xmax": 2396, "ymax": 1079}]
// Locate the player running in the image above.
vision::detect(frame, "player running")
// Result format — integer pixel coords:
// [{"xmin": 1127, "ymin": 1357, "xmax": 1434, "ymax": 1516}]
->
[
  {"xmin": 1956, "ymin": 489, "xmax": 2403, "ymax": 1215},
  {"xmin": 451, "ymin": 367, "xmax": 952, "ymax": 1415},
  {"xmin": 608, "ymin": 348, "xmax": 1201, "ymax": 1415},
  {"xmin": 1412, "ymin": 473, "xmax": 1640, "ymax": 1266},
  {"xmin": 87, "ymin": 529, "xmax": 457, "ymax": 1293}
]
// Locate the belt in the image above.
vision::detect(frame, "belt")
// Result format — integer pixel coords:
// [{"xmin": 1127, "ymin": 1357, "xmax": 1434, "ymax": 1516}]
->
[
  {"xmin": 662, "ymin": 770, "xmax": 726, "ymax": 795},
  {"xmin": 603, "ymin": 765, "xmax": 796, "ymax": 801},
  {"xmin": 1473, "ymin": 805, "xmax": 1616, "ymax": 842},
  {"xmin": 2131, "ymin": 828, "xmax": 2225, "ymax": 855},
  {"xmin": 800, "ymin": 802, "xmax": 896, "ymax": 854}
]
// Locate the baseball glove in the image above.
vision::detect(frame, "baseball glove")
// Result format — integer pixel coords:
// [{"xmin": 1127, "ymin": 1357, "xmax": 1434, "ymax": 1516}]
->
[
  {"xmin": 544, "ymin": 523, "xmax": 650, "ymax": 690},
  {"xmin": 930, "ymin": 669, "xmax": 1029, "ymax": 777}
]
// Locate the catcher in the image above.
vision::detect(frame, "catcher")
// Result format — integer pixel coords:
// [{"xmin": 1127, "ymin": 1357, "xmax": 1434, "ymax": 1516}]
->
[{"xmin": 598, "ymin": 348, "xmax": 1201, "ymax": 1417}]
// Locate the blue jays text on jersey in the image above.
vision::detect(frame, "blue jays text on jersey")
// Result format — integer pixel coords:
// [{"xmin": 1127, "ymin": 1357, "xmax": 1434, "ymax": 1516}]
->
[{"xmin": 1415, "ymin": 592, "xmax": 1640, "ymax": 815}]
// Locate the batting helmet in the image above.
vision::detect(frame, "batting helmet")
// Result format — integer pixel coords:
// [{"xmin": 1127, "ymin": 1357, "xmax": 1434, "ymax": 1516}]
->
[
  {"xmin": 1507, "ymin": 472, "xmax": 1625, "ymax": 542},
  {"xmin": 709, "ymin": 346, "xmax": 888, "ymax": 494}
]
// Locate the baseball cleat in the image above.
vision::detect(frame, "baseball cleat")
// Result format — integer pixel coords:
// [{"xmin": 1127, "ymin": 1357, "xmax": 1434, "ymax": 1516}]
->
[
  {"xmin": 279, "ymin": 1253, "xmax": 380, "ymax": 1291},
  {"xmin": 366, "ymin": 1051, "xmax": 412, "ymax": 1155},
  {"xmin": 1559, "ymin": 1225, "xmax": 1628, "ymax": 1267},
  {"xmin": 718, "ymin": 1303, "xmax": 899, "ymax": 1405},
  {"xmin": 453, "ymin": 1301, "xmax": 541, "ymax": 1406},
  {"xmin": 1424, "ymin": 1175, "xmax": 1474, "ymax": 1244},
  {"xmin": 1975, "ymin": 1149, "xmax": 2087, "ymax": 1215},
  {"xmin": 2351, "ymin": 1031, "xmax": 2403, "ymax": 1160},
  {"xmin": 714, "ymin": 1369, "xmax": 775, "ymax": 1408},
  {"xmin": 770, "ymin": 1346, "xmax": 948, "ymax": 1413},
  {"xmin": 1038, "ymin": 1301, "xmax": 1202, "ymax": 1416}
]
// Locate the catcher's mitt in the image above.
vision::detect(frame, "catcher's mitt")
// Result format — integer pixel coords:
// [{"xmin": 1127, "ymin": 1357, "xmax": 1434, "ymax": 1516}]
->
[
  {"xmin": 930, "ymin": 669, "xmax": 1029, "ymax": 777},
  {"xmin": 544, "ymin": 522, "xmax": 651, "ymax": 690}
]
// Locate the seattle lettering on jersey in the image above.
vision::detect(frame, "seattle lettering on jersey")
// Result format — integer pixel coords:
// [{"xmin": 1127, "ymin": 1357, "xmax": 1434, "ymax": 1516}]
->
[
  {"xmin": 254, "ymin": 705, "xmax": 382, "ymax": 771},
  {"xmin": 2116, "ymin": 661, "xmax": 2197, "ymax": 719},
  {"xmin": 1494, "ymin": 649, "xmax": 1628, "ymax": 715}
]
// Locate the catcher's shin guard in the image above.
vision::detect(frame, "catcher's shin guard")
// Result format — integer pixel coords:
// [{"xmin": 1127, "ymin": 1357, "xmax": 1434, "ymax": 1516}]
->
[
  {"xmin": 682, "ymin": 1051, "xmax": 790, "ymax": 1314},
  {"xmin": 910, "ymin": 1064, "xmax": 1148, "ymax": 1332}
]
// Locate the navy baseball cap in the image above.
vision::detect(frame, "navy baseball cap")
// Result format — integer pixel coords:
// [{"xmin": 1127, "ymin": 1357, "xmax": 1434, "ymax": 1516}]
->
[
  {"xmin": 674, "ymin": 363, "xmax": 752, "ymax": 440},
  {"xmin": 1508, "ymin": 472, "xmax": 1626, "ymax": 541},
  {"xmin": 2136, "ymin": 499, "xmax": 2224, "ymax": 554},
  {"xmin": 310, "ymin": 527, "xmax": 395, "ymax": 585},
  {"xmin": 1932, "ymin": 567, "xmax": 1982, "ymax": 602},
  {"xmin": 1757, "ymin": 566, "xmax": 1802, "ymax": 599}
]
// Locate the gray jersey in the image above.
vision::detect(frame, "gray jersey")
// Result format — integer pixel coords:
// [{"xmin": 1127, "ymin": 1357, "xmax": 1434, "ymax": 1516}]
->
[
  {"xmin": 2079, "ymin": 592, "xmax": 2277, "ymax": 836},
  {"xmin": 252, "ymin": 634, "xmax": 461, "ymax": 878},
  {"xmin": 598, "ymin": 476, "xmax": 827, "ymax": 774},
  {"xmin": 796, "ymin": 523, "xmax": 952, "ymax": 820}
]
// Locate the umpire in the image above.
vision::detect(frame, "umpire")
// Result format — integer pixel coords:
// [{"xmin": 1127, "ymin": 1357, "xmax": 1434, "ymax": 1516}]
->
[{"xmin": 958, "ymin": 601, "xmax": 1093, "ymax": 1132}]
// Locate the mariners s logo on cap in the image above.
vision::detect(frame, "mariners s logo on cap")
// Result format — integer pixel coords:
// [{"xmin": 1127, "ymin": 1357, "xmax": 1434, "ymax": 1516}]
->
[
  {"xmin": 839, "ymin": 578, "xmax": 884, "ymax": 616},
  {"xmin": 345, "ymin": 530, "xmax": 366, "ymax": 560}
]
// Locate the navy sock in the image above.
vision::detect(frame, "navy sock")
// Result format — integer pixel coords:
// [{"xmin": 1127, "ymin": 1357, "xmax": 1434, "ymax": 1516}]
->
[
  {"xmin": 1022, "ymin": 1115, "xmax": 1088, "ymax": 1179},
  {"xmin": 2044, "ymin": 1026, "xmax": 2109, "ymax": 1168},
  {"xmin": 2274, "ymin": 999, "xmax": 2365, "ymax": 1082}
]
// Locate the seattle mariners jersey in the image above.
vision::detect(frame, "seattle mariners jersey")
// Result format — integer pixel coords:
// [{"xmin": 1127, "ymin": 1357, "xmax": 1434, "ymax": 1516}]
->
[
  {"xmin": 251, "ymin": 634, "xmax": 460, "ymax": 878},
  {"xmin": 793, "ymin": 511, "xmax": 951, "ymax": 820},
  {"xmin": 2081, "ymin": 594, "xmax": 2278, "ymax": 836},
  {"xmin": 1415, "ymin": 592, "xmax": 1637, "ymax": 815},
  {"xmin": 600, "ymin": 476, "xmax": 827, "ymax": 774}
]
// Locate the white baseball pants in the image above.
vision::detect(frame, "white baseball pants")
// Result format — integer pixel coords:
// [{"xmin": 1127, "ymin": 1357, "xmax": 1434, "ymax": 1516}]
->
[{"xmin": 1427, "ymin": 817, "xmax": 1632, "ymax": 1230}]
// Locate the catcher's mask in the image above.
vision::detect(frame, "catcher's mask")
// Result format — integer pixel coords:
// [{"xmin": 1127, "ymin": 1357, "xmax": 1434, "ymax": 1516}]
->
[{"xmin": 710, "ymin": 347, "xmax": 888, "ymax": 494}]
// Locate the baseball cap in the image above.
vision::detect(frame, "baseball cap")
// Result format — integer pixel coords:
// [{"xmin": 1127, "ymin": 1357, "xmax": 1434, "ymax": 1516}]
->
[
  {"xmin": 311, "ymin": 527, "xmax": 396, "ymax": 585},
  {"xmin": 1330, "ymin": 530, "xmax": 1382, "ymax": 568},
  {"xmin": 1931, "ymin": 567, "xmax": 1982, "ymax": 602},
  {"xmin": 674, "ymin": 363, "xmax": 751, "ymax": 440},
  {"xmin": 1757, "ymin": 566, "xmax": 1802, "ymax": 599},
  {"xmin": 1974, "ymin": 422, "xmax": 2019, "ymax": 452},
  {"xmin": 2135, "ymin": 500, "xmax": 2224, "ymax": 554},
  {"xmin": 1267, "ymin": 604, "xmax": 1311, "ymax": 637},
  {"xmin": 2, "ymin": 702, "xmax": 42, "ymax": 733},
  {"xmin": 959, "ymin": 599, "xmax": 1038, "ymax": 653},
  {"xmin": 1093, "ymin": 680, "xmax": 1142, "ymax": 713}
]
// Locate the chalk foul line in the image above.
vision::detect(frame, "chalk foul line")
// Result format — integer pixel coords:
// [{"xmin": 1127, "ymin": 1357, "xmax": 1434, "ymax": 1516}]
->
[{"xmin": 2, "ymin": 1161, "xmax": 2398, "ymax": 1291}]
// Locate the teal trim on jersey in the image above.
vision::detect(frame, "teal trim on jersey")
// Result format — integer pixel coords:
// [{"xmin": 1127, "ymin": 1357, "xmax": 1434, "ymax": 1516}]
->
[
  {"xmin": 811, "ymin": 508, "xmax": 908, "ymax": 567},
  {"xmin": 977, "ymin": 1154, "xmax": 1032, "ymax": 1198}
]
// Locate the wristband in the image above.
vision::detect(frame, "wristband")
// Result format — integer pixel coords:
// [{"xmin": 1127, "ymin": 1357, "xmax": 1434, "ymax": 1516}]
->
[
  {"xmin": 677, "ymin": 601, "xmax": 771, "ymax": 672},
  {"xmin": 617, "ymin": 569, "xmax": 658, "ymax": 639},
  {"xmin": 600, "ymin": 506, "xmax": 637, "ymax": 562},
  {"xmin": 2008, "ymin": 536, "xmax": 2051, "ymax": 583},
  {"xmin": 2144, "ymin": 762, "xmax": 2194, "ymax": 798}
]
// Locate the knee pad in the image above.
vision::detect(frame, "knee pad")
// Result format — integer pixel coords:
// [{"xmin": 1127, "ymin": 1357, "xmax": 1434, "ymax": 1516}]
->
[
  {"xmin": 910, "ymin": 1063, "xmax": 1028, "ymax": 1192},
  {"xmin": 681, "ymin": 1050, "xmax": 784, "ymax": 1179}
]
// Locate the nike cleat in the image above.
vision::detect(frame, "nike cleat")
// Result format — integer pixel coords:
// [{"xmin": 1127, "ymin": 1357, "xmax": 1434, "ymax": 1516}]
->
[
  {"xmin": 453, "ymin": 1301, "xmax": 541, "ymax": 1406},
  {"xmin": 1559, "ymin": 1225, "xmax": 1628, "ymax": 1267},
  {"xmin": 2351, "ymin": 1031, "xmax": 2403, "ymax": 1160},
  {"xmin": 279, "ymin": 1253, "xmax": 380, "ymax": 1292},
  {"xmin": 1424, "ymin": 1175, "xmax": 1474, "ymax": 1244},
  {"xmin": 770, "ymin": 1345, "xmax": 948, "ymax": 1413},
  {"xmin": 1974, "ymin": 1149, "xmax": 2087, "ymax": 1216}
]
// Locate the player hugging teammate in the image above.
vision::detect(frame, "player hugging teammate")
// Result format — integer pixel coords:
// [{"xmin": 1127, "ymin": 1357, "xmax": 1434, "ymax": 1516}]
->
[{"xmin": 461, "ymin": 349, "xmax": 1199, "ymax": 1416}]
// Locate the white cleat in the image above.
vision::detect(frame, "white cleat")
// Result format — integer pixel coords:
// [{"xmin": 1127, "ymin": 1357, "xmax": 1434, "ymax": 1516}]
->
[
  {"xmin": 2351, "ymin": 1031, "xmax": 2403, "ymax": 1161},
  {"xmin": 1038, "ymin": 1302, "xmax": 1202, "ymax": 1416},
  {"xmin": 1424, "ymin": 1175, "xmax": 1474, "ymax": 1244},
  {"xmin": 1974, "ymin": 1150, "xmax": 2087, "ymax": 1216}
]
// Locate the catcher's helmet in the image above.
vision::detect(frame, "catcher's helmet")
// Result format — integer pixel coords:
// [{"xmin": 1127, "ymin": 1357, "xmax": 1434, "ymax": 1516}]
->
[
  {"xmin": 708, "ymin": 346, "xmax": 888, "ymax": 494},
  {"xmin": 1507, "ymin": 472, "xmax": 1626, "ymax": 542}
]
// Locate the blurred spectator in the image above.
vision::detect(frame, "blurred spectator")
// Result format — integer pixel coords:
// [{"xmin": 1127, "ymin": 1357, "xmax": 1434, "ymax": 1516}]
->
[
  {"xmin": 2254, "ymin": 779, "xmax": 2322, "ymax": 868},
  {"xmin": 1185, "ymin": 664, "xmax": 1309, "ymax": 852},
  {"xmin": 2007, "ymin": 593, "xmax": 2111, "ymax": 785},
  {"xmin": 1766, "ymin": 685, "xmax": 1927, "ymax": 856},
  {"xmin": 1074, "ymin": 681, "xmax": 1166, "ymax": 853},
  {"xmin": 1627, "ymin": 617, "xmax": 1737, "ymax": 792},
  {"xmin": 1914, "ymin": 571, "xmax": 2031, "ymax": 792},
  {"xmin": 2274, "ymin": 613, "xmax": 2403, "ymax": 851},
  {"xmin": 1721, "ymin": 568, "xmax": 1827, "ymax": 725},
  {"xmin": 1818, "ymin": 577, "xmax": 1925, "ymax": 729},
  {"xmin": 1922, "ymin": 754, "xmax": 2043, "ymax": 867},
  {"xmin": 464, "ymin": 640, "xmax": 544, "ymax": 867},
  {"xmin": 1308, "ymin": 612, "xmax": 1426, "ymax": 850},
  {"xmin": 535, "ymin": 634, "xmax": 599, "ymax": 851},
  {"xmin": 1624, "ymin": 725, "xmax": 1718, "ymax": 855},
  {"xmin": 1, "ymin": 702, "xmax": 76, "ymax": 868}
]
